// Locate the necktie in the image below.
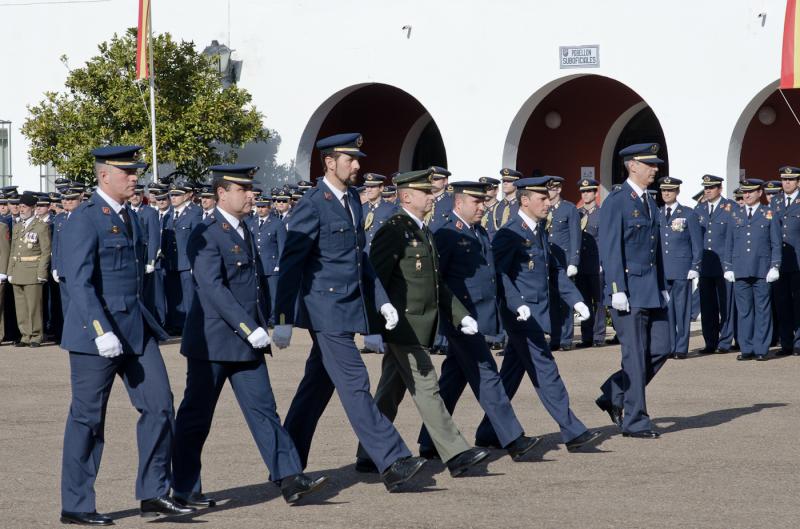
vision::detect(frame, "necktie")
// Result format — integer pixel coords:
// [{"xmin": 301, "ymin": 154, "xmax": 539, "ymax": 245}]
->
[
  {"xmin": 665, "ymin": 207, "xmax": 672, "ymax": 221},
  {"xmin": 642, "ymin": 194, "xmax": 651, "ymax": 218},
  {"xmin": 120, "ymin": 207, "xmax": 133, "ymax": 238},
  {"xmin": 341, "ymin": 195, "xmax": 353, "ymax": 225},
  {"xmin": 788, "ymin": 197, "xmax": 792, "ymax": 209},
  {"xmin": 748, "ymin": 208, "xmax": 753, "ymax": 220},
  {"xmin": 709, "ymin": 204, "xmax": 714, "ymax": 217},
  {"xmin": 259, "ymin": 218, "xmax": 264, "ymax": 228}
]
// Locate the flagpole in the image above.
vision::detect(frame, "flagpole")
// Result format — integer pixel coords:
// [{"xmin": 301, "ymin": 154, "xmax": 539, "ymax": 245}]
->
[{"xmin": 146, "ymin": 0, "xmax": 158, "ymax": 184}]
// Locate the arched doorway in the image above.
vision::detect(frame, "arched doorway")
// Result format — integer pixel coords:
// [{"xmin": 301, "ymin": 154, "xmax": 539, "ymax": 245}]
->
[
  {"xmin": 505, "ymin": 75, "xmax": 668, "ymax": 203},
  {"xmin": 731, "ymin": 81, "xmax": 800, "ymax": 184},
  {"xmin": 297, "ymin": 83, "xmax": 446, "ymax": 183}
]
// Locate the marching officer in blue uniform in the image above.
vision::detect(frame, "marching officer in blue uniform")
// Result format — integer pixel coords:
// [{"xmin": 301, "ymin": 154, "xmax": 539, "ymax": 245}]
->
[
  {"xmin": 596, "ymin": 143, "xmax": 671, "ymax": 439},
  {"xmin": 473, "ymin": 176, "xmax": 600, "ymax": 452},
  {"xmin": 575, "ymin": 178, "xmax": 606, "ymax": 347},
  {"xmin": 695, "ymin": 174, "xmax": 737, "ymax": 354},
  {"xmin": 50, "ymin": 185, "xmax": 83, "ymax": 318},
  {"xmin": 59, "ymin": 146, "xmax": 192, "ymax": 526},
  {"xmin": 274, "ymin": 133, "xmax": 426, "ymax": 492},
  {"xmin": 488, "ymin": 168, "xmax": 523, "ymax": 240},
  {"xmin": 417, "ymin": 181, "xmax": 541, "ymax": 461},
  {"xmin": 272, "ymin": 187, "xmax": 292, "ymax": 222},
  {"xmin": 246, "ymin": 195, "xmax": 285, "ymax": 324},
  {"xmin": 770, "ymin": 166, "xmax": 800, "ymax": 355},
  {"xmin": 130, "ymin": 184, "xmax": 161, "ymax": 316},
  {"xmin": 724, "ymin": 179, "xmax": 781, "ymax": 361},
  {"xmin": 163, "ymin": 181, "xmax": 202, "ymax": 335},
  {"xmin": 657, "ymin": 177, "xmax": 702, "ymax": 359},
  {"xmin": 172, "ymin": 165, "xmax": 327, "ymax": 507},
  {"xmin": 425, "ymin": 166, "xmax": 454, "ymax": 232},
  {"xmin": 545, "ymin": 178, "xmax": 581, "ymax": 350},
  {"xmin": 361, "ymin": 172, "xmax": 397, "ymax": 251}
]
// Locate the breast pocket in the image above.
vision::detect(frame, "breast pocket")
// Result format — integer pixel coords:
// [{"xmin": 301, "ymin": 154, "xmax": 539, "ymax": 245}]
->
[
  {"xmin": 101, "ymin": 237, "xmax": 132, "ymax": 270},
  {"xmin": 222, "ymin": 253, "xmax": 253, "ymax": 281},
  {"xmin": 624, "ymin": 218, "xmax": 649, "ymax": 242},
  {"xmin": 328, "ymin": 220, "xmax": 355, "ymax": 249}
]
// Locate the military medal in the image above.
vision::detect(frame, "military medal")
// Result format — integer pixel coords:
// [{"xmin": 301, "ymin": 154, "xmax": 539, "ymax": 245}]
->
[
  {"xmin": 524, "ymin": 239, "xmax": 532, "ymax": 247},
  {"xmin": 232, "ymin": 245, "xmax": 241, "ymax": 254},
  {"xmin": 416, "ymin": 259, "xmax": 422, "ymax": 271},
  {"xmin": 110, "ymin": 226, "xmax": 120, "ymax": 234},
  {"xmin": 410, "ymin": 239, "xmax": 419, "ymax": 247},
  {"xmin": 102, "ymin": 207, "xmax": 111, "ymax": 215},
  {"xmin": 221, "ymin": 223, "xmax": 230, "ymax": 231},
  {"xmin": 365, "ymin": 211, "xmax": 374, "ymax": 230},
  {"xmin": 632, "ymin": 210, "xmax": 640, "ymax": 217}
]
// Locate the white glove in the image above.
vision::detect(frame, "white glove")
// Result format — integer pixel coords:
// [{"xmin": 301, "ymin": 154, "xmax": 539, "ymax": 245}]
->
[
  {"xmin": 95, "ymin": 332, "xmax": 123, "ymax": 358},
  {"xmin": 51, "ymin": 269, "xmax": 59, "ymax": 282},
  {"xmin": 611, "ymin": 292, "xmax": 630, "ymax": 312},
  {"xmin": 692, "ymin": 276, "xmax": 699, "ymax": 293},
  {"xmin": 566, "ymin": 265, "xmax": 578, "ymax": 278},
  {"xmin": 574, "ymin": 302, "xmax": 590, "ymax": 322},
  {"xmin": 6, "ymin": 276, "xmax": 11, "ymax": 283},
  {"xmin": 766, "ymin": 267, "xmax": 780, "ymax": 283},
  {"xmin": 661, "ymin": 290, "xmax": 670, "ymax": 305},
  {"xmin": 380, "ymin": 303, "xmax": 399, "ymax": 330},
  {"xmin": 0, "ymin": 273, "xmax": 7, "ymax": 283},
  {"xmin": 273, "ymin": 266, "xmax": 279, "ymax": 273},
  {"xmin": 247, "ymin": 327, "xmax": 270, "ymax": 348},
  {"xmin": 516, "ymin": 305, "xmax": 531, "ymax": 321},
  {"xmin": 38, "ymin": 277, "xmax": 47, "ymax": 283},
  {"xmin": 145, "ymin": 264, "xmax": 155, "ymax": 274},
  {"xmin": 460, "ymin": 315, "xmax": 479, "ymax": 335},
  {"xmin": 687, "ymin": 270, "xmax": 699, "ymax": 281},
  {"xmin": 272, "ymin": 324, "xmax": 293, "ymax": 349},
  {"xmin": 363, "ymin": 334, "xmax": 384, "ymax": 353},
  {"xmin": 599, "ymin": 265, "xmax": 603, "ymax": 274},
  {"xmin": 724, "ymin": 271, "xmax": 735, "ymax": 283}
]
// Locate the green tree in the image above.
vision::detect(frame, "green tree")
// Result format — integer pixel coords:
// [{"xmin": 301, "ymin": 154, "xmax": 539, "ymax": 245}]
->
[{"xmin": 22, "ymin": 28, "xmax": 267, "ymax": 183}]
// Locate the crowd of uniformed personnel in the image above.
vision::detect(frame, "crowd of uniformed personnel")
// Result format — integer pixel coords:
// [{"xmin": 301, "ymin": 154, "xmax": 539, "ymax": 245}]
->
[{"xmin": 39, "ymin": 136, "xmax": 800, "ymax": 525}]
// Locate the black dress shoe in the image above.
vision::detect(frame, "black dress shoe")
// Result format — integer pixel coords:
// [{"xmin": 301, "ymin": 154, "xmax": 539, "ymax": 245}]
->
[
  {"xmin": 14, "ymin": 341, "xmax": 27, "ymax": 347},
  {"xmin": 506, "ymin": 435, "xmax": 541, "ymax": 461},
  {"xmin": 29, "ymin": 342, "xmax": 41, "ymax": 348},
  {"xmin": 736, "ymin": 354, "xmax": 754, "ymax": 361},
  {"xmin": 140, "ymin": 495, "xmax": 195, "ymax": 517},
  {"xmin": 595, "ymin": 397, "xmax": 623, "ymax": 428},
  {"xmin": 622, "ymin": 430, "xmax": 660, "ymax": 439},
  {"xmin": 593, "ymin": 341, "xmax": 605, "ymax": 347},
  {"xmin": 776, "ymin": 348, "xmax": 793, "ymax": 356},
  {"xmin": 419, "ymin": 446, "xmax": 440, "ymax": 460},
  {"xmin": 673, "ymin": 352, "xmax": 687, "ymax": 359},
  {"xmin": 699, "ymin": 347, "xmax": 716, "ymax": 355},
  {"xmin": 565, "ymin": 430, "xmax": 602, "ymax": 452},
  {"xmin": 60, "ymin": 511, "xmax": 114, "ymax": 526},
  {"xmin": 355, "ymin": 456, "xmax": 379, "ymax": 473},
  {"xmin": 718, "ymin": 347, "xmax": 731, "ymax": 354},
  {"xmin": 446, "ymin": 447, "xmax": 490, "ymax": 477},
  {"xmin": 755, "ymin": 355, "xmax": 768, "ymax": 361},
  {"xmin": 794, "ymin": 349, "xmax": 800, "ymax": 356},
  {"xmin": 280, "ymin": 473, "xmax": 328, "ymax": 503},
  {"xmin": 382, "ymin": 456, "xmax": 426, "ymax": 492},
  {"xmin": 559, "ymin": 343, "xmax": 573, "ymax": 351},
  {"xmin": 606, "ymin": 335, "xmax": 620, "ymax": 345},
  {"xmin": 173, "ymin": 493, "xmax": 216, "ymax": 508}
]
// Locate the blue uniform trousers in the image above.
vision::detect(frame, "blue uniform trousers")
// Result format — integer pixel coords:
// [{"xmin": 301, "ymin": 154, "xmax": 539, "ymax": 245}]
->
[
  {"xmin": 666, "ymin": 279, "xmax": 692, "ymax": 355},
  {"xmin": 474, "ymin": 329, "xmax": 588, "ymax": 445},
  {"xmin": 548, "ymin": 276, "xmax": 574, "ymax": 348},
  {"xmin": 599, "ymin": 308, "xmax": 670, "ymax": 433},
  {"xmin": 59, "ymin": 280, "xmax": 70, "ymax": 320},
  {"xmin": 172, "ymin": 358, "xmax": 302, "ymax": 495},
  {"xmin": 283, "ymin": 331, "xmax": 411, "ymax": 473},
  {"xmin": 417, "ymin": 332, "xmax": 524, "ymax": 451},
  {"xmin": 773, "ymin": 272, "xmax": 800, "ymax": 350},
  {"xmin": 699, "ymin": 276, "xmax": 735, "ymax": 350},
  {"xmin": 144, "ymin": 270, "xmax": 166, "ymax": 328},
  {"xmin": 259, "ymin": 275, "xmax": 279, "ymax": 326},
  {"xmin": 165, "ymin": 270, "xmax": 193, "ymax": 332},
  {"xmin": 734, "ymin": 278, "xmax": 772, "ymax": 358},
  {"xmin": 61, "ymin": 337, "xmax": 174, "ymax": 512},
  {"xmin": 575, "ymin": 273, "xmax": 606, "ymax": 344}
]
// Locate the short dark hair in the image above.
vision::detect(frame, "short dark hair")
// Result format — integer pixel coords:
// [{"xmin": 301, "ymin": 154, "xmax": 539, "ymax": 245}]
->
[
  {"xmin": 320, "ymin": 151, "xmax": 344, "ymax": 168},
  {"xmin": 212, "ymin": 176, "xmax": 252, "ymax": 201}
]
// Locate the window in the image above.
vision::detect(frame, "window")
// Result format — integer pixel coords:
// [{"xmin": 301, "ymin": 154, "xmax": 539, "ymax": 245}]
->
[{"xmin": 40, "ymin": 162, "xmax": 63, "ymax": 192}]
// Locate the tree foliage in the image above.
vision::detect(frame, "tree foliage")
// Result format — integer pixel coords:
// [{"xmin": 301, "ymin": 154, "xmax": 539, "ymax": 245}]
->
[{"xmin": 22, "ymin": 28, "xmax": 267, "ymax": 182}]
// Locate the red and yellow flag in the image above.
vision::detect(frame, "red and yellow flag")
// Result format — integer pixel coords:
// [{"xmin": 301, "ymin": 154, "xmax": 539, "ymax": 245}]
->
[
  {"xmin": 135, "ymin": 0, "xmax": 151, "ymax": 80},
  {"xmin": 781, "ymin": 0, "xmax": 800, "ymax": 88}
]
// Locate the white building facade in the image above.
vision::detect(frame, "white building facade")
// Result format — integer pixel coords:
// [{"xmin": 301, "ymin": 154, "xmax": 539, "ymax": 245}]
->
[{"xmin": 0, "ymin": 0, "xmax": 795, "ymax": 203}]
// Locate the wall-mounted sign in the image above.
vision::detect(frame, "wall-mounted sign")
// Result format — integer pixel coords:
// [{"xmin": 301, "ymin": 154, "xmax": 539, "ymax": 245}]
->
[
  {"xmin": 559, "ymin": 45, "xmax": 600, "ymax": 69},
  {"xmin": 581, "ymin": 167, "xmax": 595, "ymax": 179}
]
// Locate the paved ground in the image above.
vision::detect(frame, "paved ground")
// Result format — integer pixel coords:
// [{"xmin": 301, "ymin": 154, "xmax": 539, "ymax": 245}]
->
[{"xmin": 2, "ymin": 328, "xmax": 799, "ymax": 529}]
